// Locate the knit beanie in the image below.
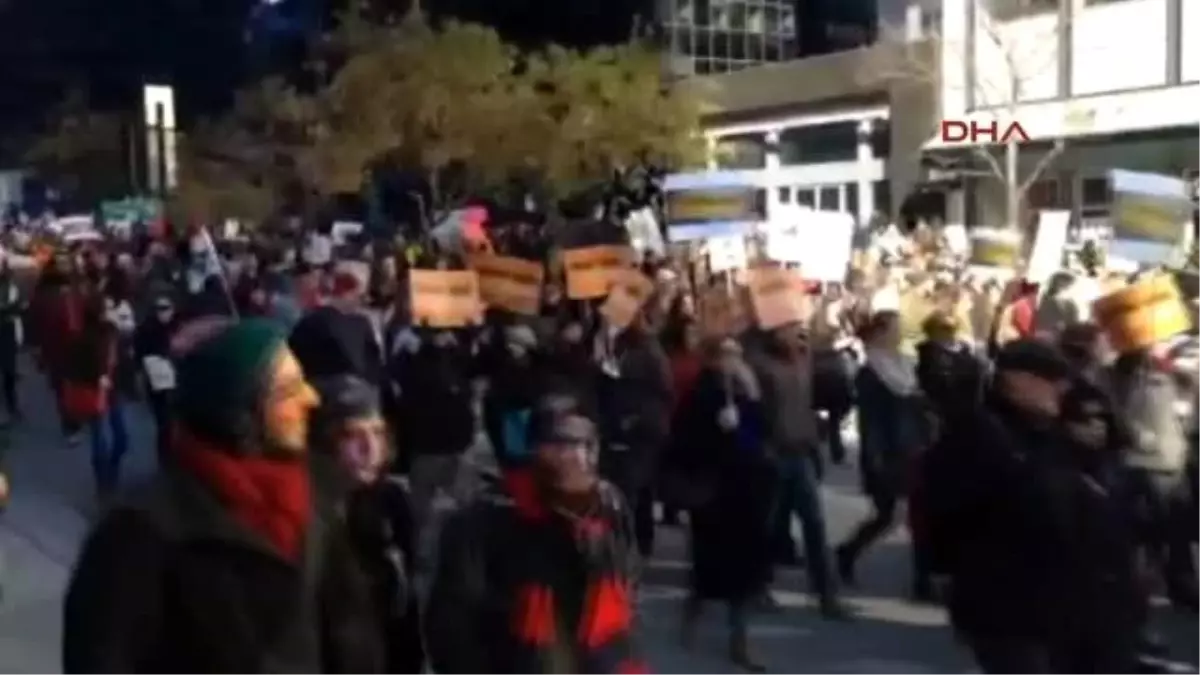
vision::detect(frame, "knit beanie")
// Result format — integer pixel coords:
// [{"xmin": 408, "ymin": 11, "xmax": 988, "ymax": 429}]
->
[
  {"xmin": 173, "ymin": 318, "xmax": 289, "ymax": 451},
  {"xmin": 308, "ymin": 375, "xmax": 380, "ymax": 441}
]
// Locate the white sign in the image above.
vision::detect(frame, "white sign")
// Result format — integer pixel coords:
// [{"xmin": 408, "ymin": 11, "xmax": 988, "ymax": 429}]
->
[
  {"xmin": 623, "ymin": 207, "xmax": 666, "ymax": 258},
  {"xmin": 331, "ymin": 220, "xmax": 364, "ymax": 246},
  {"xmin": 142, "ymin": 356, "xmax": 176, "ymax": 391},
  {"xmin": 1026, "ymin": 210, "xmax": 1070, "ymax": 283},
  {"xmin": 705, "ymin": 236, "xmax": 747, "ymax": 272},
  {"xmin": 764, "ymin": 208, "xmax": 855, "ymax": 282},
  {"xmin": 303, "ymin": 233, "xmax": 333, "ymax": 266}
]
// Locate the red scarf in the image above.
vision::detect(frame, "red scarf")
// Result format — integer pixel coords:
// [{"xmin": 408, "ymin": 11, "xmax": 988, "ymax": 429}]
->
[{"xmin": 174, "ymin": 432, "xmax": 312, "ymax": 560}]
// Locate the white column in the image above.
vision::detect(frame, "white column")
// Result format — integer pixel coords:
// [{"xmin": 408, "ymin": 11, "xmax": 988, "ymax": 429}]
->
[
  {"xmin": 764, "ymin": 129, "xmax": 781, "ymax": 171},
  {"xmin": 765, "ymin": 129, "xmax": 782, "ymax": 212},
  {"xmin": 704, "ymin": 134, "xmax": 718, "ymax": 170},
  {"xmin": 856, "ymin": 118, "xmax": 876, "ymax": 226}
]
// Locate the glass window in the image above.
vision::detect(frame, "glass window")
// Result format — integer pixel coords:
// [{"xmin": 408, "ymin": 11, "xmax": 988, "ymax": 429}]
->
[
  {"xmin": 729, "ymin": 2, "xmax": 746, "ymax": 29},
  {"xmin": 781, "ymin": 37, "xmax": 796, "ymax": 59},
  {"xmin": 845, "ymin": 183, "xmax": 859, "ymax": 217},
  {"xmin": 988, "ymin": 0, "xmax": 1059, "ymax": 21},
  {"xmin": 710, "ymin": 3, "xmax": 730, "ymax": 28},
  {"xmin": 872, "ymin": 180, "xmax": 892, "ymax": 217},
  {"xmin": 764, "ymin": 5, "xmax": 779, "ymax": 33},
  {"xmin": 777, "ymin": 186, "xmax": 792, "ymax": 204},
  {"xmin": 1081, "ymin": 176, "xmax": 1110, "ymax": 206},
  {"xmin": 746, "ymin": 33, "xmax": 764, "ymax": 60},
  {"xmin": 675, "ymin": 0, "xmax": 695, "ymax": 24},
  {"xmin": 778, "ymin": 121, "xmax": 860, "ymax": 165},
  {"xmin": 764, "ymin": 41, "xmax": 781, "ymax": 61},
  {"xmin": 745, "ymin": 4, "xmax": 765, "ymax": 32},
  {"xmin": 712, "ymin": 59, "xmax": 730, "ymax": 73},
  {"xmin": 795, "ymin": 188, "xmax": 815, "ymax": 207},
  {"xmin": 779, "ymin": 5, "xmax": 796, "ymax": 34},
  {"xmin": 695, "ymin": 59, "xmax": 712, "ymax": 75},
  {"xmin": 731, "ymin": 33, "xmax": 747, "ymax": 60},
  {"xmin": 713, "ymin": 133, "xmax": 767, "ymax": 169},
  {"xmin": 693, "ymin": 28, "xmax": 711, "ymax": 58},
  {"xmin": 713, "ymin": 31, "xmax": 729, "ymax": 60},
  {"xmin": 1027, "ymin": 179, "xmax": 1062, "ymax": 208},
  {"xmin": 869, "ymin": 119, "xmax": 890, "ymax": 158},
  {"xmin": 819, "ymin": 186, "xmax": 841, "ymax": 211}
]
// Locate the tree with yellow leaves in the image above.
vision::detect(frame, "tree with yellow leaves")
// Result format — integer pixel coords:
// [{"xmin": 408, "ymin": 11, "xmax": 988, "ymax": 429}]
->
[
  {"xmin": 24, "ymin": 88, "xmax": 129, "ymax": 205},
  {"xmin": 521, "ymin": 42, "xmax": 706, "ymax": 198}
]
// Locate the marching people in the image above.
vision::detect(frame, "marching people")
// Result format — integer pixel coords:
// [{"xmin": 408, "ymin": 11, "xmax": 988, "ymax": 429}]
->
[
  {"xmin": 836, "ymin": 310, "xmax": 931, "ymax": 601},
  {"xmin": 63, "ymin": 318, "xmax": 389, "ymax": 673},
  {"xmin": 134, "ymin": 295, "xmax": 180, "ymax": 463},
  {"xmin": 750, "ymin": 321, "xmax": 847, "ymax": 619},
  {"xmin": 63, "ymin": 294, "xmax": 129, "ymax": 500},
  {"xmin": 667, "ymin": 336, "xmax": 773, "ymax": 671},
  {"xmin": 289, "ymin": 261, "xmax": 384, "ymax": 388},
  {"xmin": 426, "ymin": 393, "xmax": 646, "ymax": 674}
]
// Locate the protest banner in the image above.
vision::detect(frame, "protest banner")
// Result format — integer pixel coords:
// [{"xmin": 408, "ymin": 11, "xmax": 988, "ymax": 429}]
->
[
  {"xmin": 1109, "ymin": 169, "xmax": 1192, "ymax": 264},
  {"xmin": 968, "ymin": 227, "xmax": 1021, "ymax": 270},
  {"xmin": 409, "ymin": 269, "xmax": 483, "ymax": 328},
  {"xmin": 599, "ymin": 269, "xmax": 655, "ymax": 329},
  {"xmin": 562, "ymin": 245, "xmax": 635, "ymax": 299},
  {"xmin": 747, "ymin": 267, "xmax": 808, "ymax": 330},
  {"xmin": 1025, "ymin": 210, "xmax": 1070, "ymax": 283},
  {"xmin": 468, "ymin": 253, "xmax": 545, "ymax": 316}
]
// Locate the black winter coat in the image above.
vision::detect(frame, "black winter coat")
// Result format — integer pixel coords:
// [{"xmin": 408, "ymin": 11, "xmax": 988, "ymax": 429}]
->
[
  {"xmin": 62, "ymin": 468, "xmax": 386, "ymax": 673},
  {"xmin": 916, "ymin": 396, "xmax": 1145, "ymax": 643},
  {"xmin": 289, "ymin": 305, "xmax": 383, "ymax": 388}
]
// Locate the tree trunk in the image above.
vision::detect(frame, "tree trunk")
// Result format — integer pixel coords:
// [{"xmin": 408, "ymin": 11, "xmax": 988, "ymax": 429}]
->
[{"xmin": 1005, "ymin": 138, "xmax": 1020, "ymax": 230}]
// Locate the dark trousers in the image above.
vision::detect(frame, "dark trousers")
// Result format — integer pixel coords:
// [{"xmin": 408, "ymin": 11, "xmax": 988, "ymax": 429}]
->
[
  {"xmin": 1125, "ymin": 468, "xmax": 1197, "ymax": 603},
  {"xmin": 838, "ymin": 490, "xmax": 932, "ymax": 589},
  {"xmin": 601, "ymin": 448, "xmax": 657, "ymax": 556},
  {"xmin": 769, "ymin": 454, "xmax": 834, "ymax": 598},
  {"xmin": 49, "ymin": 374, "xmax": 81, "ymax": 435},
  {"xmin": 0, "ymin": 359, "xmax": 17, "ymax": 416},
  {"xmin": 147, "ymin": 392, "xmax": 172, "ymax": 465}
]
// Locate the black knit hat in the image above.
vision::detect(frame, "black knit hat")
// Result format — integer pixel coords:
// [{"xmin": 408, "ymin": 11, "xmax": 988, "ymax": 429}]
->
[
  {"xmin": 994, "ymin": 339, "xmax": 1073, "ymax": 381},
  {"xmin": 309, "ymin": 375, "xmax": 380, "ymax": 436}
]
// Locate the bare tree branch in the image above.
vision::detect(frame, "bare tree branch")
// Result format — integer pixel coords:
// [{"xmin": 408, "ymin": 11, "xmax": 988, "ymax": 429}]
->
[{"xmin": 1018, "ymin": 138, "xmax": 1065, "ymax": 196}]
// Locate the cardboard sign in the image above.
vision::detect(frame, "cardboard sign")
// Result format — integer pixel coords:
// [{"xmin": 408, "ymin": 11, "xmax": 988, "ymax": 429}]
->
[
  {"xmin": 1092, "ymin": 275, "xmax": 1192, "ymax": 353},
  {"xmin": 698, "ymin": 285, "xmax": 749, "ymax": 337},
  {"xmin": 409, "ymin": 269, "xmax": 483, "ymax": 328},
  {"xmin": 747, "ymin": 267, "xmax": 809, "ymax": 330},
  {"xmin": 469, "ymin": 253, "xmax": 545, "ymax": 316},
  {"xmin": 599, "ymin": 270, "xmax": 655, "ymax": 329},
  {"xmin": 563, "ymin": 245, "xmax": 635, "ymax": 299}
]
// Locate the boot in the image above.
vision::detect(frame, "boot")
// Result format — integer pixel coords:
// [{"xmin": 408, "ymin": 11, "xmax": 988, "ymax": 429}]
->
[
  {"xmin": 728, "ymin": 608, "xmax": 766, "ymax": 673},
  {"xmin": 819, "ymin": 594, "xmax": 853, "ymax": 621},
  {"xmin": 834, "ymin": 544, "xmax": 857, "ymax": 586},
  {"xmin": 679, "ymin": 595, "xmax": 702, "ymax": 649}
]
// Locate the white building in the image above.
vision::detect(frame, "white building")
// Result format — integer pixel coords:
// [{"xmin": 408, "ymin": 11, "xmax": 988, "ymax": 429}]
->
[
  {"xmin": 702, "ymin": 106, "xmax": 892, "ymax": 226},
  {"xmin": 927, "ymin": 0, "xmax": 1199, "ymax": 228}
]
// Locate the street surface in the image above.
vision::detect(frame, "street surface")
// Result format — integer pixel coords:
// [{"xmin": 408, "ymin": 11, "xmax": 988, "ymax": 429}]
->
[{"xmin": 0, "ymin": 359, "xmax": 1195, "ymax": 673}]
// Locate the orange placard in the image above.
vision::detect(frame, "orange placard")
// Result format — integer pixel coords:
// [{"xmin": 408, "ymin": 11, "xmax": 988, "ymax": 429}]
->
[
  {"xmin": 409, "ymin": 269, "xmax": 483, "ymax": 328},
  {"xmin": 1092, "ymin": 275, "xmax": 1193, "ymax": 353},
  {"xmin": 599, "ymin": 270, "xmax": 655, "ymax": 329},
  {"xmin": 469, "ymin": 253, "xmax": 544, "ymax": 316},
  {"xmin": 747, "ymin": 267, "xmax": 809, "ymax": 330},
  {"xmin": 562, "ymin": 245, "xmax": 635, "ymax": 299}
]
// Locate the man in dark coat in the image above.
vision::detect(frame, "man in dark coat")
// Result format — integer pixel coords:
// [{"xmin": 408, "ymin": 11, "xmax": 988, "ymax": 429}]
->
[
  {"xmin": 917, "ymin": 339, "xmax": 1144, "ymax": 673},
  {"xmin": 62, "ymin": 319, "xmax": 386, "ymax": 673},
  {"xmin": 426, "ymin": 394, "xmax": 646, "ymax": 674},
  {"xmin": 289, "ymin": 262, "xmax": 383, "ymax": 388}
]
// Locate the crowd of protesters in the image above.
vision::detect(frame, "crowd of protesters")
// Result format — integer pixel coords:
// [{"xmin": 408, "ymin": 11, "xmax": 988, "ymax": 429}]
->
[{"xmin": 0, "ymin": 210, "xmax": 1193, "ymax": 674}]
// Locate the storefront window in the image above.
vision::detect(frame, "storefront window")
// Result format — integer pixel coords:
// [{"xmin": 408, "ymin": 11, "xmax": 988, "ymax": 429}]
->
[{"xmin": 778, "ymin": 121, "xmax": 860, "ymax": 165}]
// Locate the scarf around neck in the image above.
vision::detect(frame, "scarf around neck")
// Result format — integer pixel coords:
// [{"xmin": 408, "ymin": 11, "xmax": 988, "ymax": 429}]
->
[
  {"xmin": 865, "ymin": 348, "xmax": 918, "ymax": 396},
  {"xmin": 174, "ymin": 432, "xmax": 312, "ymax": 561}
]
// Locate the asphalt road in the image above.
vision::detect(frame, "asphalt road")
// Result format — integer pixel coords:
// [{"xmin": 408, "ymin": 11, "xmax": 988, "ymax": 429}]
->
[{"xmin": 0, "ymin": 359, "xmax": 1195, "ymax": 673}]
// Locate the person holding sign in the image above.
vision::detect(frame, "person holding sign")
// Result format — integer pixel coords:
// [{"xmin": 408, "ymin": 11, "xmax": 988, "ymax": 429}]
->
[{"xmin": 134, "ymin": 296, "xmax": 180, "ymax": 464}]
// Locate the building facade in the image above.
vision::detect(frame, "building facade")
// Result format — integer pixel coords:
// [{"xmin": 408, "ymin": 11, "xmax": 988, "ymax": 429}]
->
[
  {"xmin": 694, "ymin": 41, "xmax": 939, "ymax": 226},
  {"xmin": 929, "ymin": 0, "xmax": 1199, "ymax": 229},
  {"xmin": 658, "ymin": 0, "xmax": 798, "ymax": 75}
]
